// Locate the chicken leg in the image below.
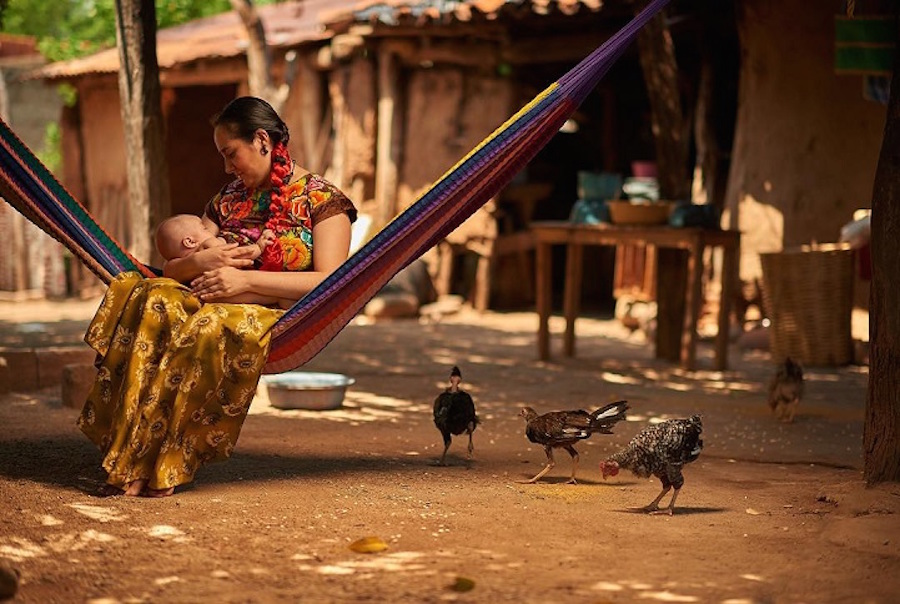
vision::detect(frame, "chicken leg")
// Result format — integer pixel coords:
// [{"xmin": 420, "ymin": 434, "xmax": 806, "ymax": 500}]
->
[
  {"xmin": 438, "ymin": 434, "xmax": 452, "ymax": 466},
  {"xmin": 466, "ymin": 421, "xmax": 476, "ymax": 459},
  {"xmin": 645, "ymin": 475, "xmax": 682, "ymax": 515},
  {"xmin": 520, "ymin": 446, "xmax": 556, "ymax": 483},
  {"xmin": 563, "ymin": 444, "xmax": 580, "ymax": 484},
  {"xmin": 643, "ymin": 484, "xmax": 673, "ymax": 514}
]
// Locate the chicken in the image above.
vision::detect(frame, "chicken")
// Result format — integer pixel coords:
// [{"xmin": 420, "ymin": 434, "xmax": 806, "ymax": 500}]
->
[
  {"xmin": 519, "ymin": 400, "xmax": 629, "ymax": 484},
  {"xmin": 600, "ymin": 415, "xmax": 703, "ymax": 515},
  {"xmin": 433, "ymin": 366, "xmax": 479, "ymax": 465},
  {"xmin": 767, "ymin": 357, "xmax": 803, "ymax": 422}
]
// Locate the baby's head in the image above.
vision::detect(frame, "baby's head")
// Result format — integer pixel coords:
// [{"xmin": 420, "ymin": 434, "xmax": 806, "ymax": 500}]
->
[{"xmin": 155, "ymin": 214, "xmax": 215, "ymax": 260}]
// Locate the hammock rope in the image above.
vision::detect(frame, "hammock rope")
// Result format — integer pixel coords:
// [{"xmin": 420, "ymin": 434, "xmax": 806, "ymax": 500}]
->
[{"xmin": 0, "ymin": 0, "xmax": 669, "ymax": 373}]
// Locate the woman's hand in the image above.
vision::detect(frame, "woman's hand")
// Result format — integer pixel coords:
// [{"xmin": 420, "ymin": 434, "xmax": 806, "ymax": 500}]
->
[
  {"xmin": 164, "ymin": 243, "xmax": 256, "ymax": 283},
  {"xmin": 191, "ymin": 266, "xmax": 252, "ymax": 302},
  {"xmin": 198, "ymin": 243, "xmax": 257, "ymax": 271}
]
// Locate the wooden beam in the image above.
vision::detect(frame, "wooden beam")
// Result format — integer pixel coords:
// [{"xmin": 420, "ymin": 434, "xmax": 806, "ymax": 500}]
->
[
  {"xmin": 380, "ymin": 32, "xmax": 621, "ymax": 68},
  {"xmin": 296, "ymin": 53, "xmax": 324, "ymax": 169},
  {"xmin": 159, "ymin": 59, "xmax": 247, "ymax": 87}
]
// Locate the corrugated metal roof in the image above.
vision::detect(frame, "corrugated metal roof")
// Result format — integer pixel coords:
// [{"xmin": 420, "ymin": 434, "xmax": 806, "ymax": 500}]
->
[
  {"xmin": 324, "ymin": 0, "xmax": 604, "ymax": 27},
  {"xmin": 36, "ymin": 0, "xmax": 360, "ymax": 80}
]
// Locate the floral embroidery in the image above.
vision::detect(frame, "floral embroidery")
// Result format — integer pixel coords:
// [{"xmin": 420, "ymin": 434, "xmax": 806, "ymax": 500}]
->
[{"xmin": 207, "ymin": 173, "xmax": 352, "ymax": 272}]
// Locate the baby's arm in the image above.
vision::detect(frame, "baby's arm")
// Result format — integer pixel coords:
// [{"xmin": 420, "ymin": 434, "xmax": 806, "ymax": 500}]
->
[
  {"xmin": 256, "ymin": 229, "xmax": 276, "ymax": 254},
  {"xmin": 230, "ymin": 230, "xmax": 275, "ymax": 261}
]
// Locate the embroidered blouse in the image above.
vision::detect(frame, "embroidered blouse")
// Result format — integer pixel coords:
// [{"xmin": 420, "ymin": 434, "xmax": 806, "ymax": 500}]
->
[{"xmin": 205, "ymin": 172, "xmax": 357, "ymax": 272}]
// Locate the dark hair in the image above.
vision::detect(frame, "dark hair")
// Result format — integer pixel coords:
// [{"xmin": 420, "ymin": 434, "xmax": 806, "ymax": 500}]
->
[
  {"xmin": 214, "ymin": 96, "xmax": 294, "ymax": 239},
  {"xmin": 212, "ymin": 96, "xmax": 290, "ymax": 146}
]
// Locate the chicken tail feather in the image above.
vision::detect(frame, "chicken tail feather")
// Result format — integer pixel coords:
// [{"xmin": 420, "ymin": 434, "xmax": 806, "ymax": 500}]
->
[{"xmin": 591, "ymin": 400, "xmax": 629, "ymax": 422}]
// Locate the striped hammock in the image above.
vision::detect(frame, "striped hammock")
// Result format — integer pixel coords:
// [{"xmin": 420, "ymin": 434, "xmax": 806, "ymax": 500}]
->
[{"xmin": 0, "ymin": 0, "xmax": 669, "ymax": 373}]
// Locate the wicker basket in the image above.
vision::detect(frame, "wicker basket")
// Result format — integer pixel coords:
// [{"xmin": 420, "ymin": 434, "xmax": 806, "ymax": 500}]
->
[{"xmin": 760, "ymin": 243, "xmax": 855, "ymax": 366}]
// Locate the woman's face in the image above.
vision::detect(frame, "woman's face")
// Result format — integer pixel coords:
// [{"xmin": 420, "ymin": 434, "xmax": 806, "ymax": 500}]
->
[{"xmin": 213, "ymin": 125, "xmax": 271, "ymax": 190}]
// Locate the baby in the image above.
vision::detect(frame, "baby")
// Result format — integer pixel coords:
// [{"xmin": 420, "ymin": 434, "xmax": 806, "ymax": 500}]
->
[
  {"xmin": 155, "ymin": 213, "xmax": 275, "ymax": 263},
  {"xmin": 155, "ymin": 214, "xmax": 290, "ymax": 308}
]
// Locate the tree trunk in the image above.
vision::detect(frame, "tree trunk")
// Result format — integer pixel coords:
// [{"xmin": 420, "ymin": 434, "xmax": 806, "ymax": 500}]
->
[
  {"xmin": 114, "ymin": 0, "xmax": 170, "ymax": 265},
  {"xmin": 865, "ymin": 32, "xmax": 900, "ymax": 485},
  {"xmin": 635, "ymin": 5, "xmax": 691, "ymax": 200},
  {"xmin": 230, "ymin": 0, "xmax": 297, "ymax": 114},
  {"xmin": 230, "ymin": 0, "xmax": 271, "ymax": 98}
]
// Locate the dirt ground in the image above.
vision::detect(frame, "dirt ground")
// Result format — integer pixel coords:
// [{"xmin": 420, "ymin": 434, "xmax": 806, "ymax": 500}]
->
[{"xmin": 0, "ymin": 299, "xmax": 898, "ymax": 603}]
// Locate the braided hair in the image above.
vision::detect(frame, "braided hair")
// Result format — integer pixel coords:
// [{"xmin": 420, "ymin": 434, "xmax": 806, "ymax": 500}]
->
[{"xmin": 213, "ymin": 97, "xmax": 293, "ymax": 270}]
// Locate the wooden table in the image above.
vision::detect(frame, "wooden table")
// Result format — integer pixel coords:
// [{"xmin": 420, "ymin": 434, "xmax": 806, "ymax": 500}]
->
[{"xmin": 532, "ymin": 221, "xmax": 741, "ymax": 371}]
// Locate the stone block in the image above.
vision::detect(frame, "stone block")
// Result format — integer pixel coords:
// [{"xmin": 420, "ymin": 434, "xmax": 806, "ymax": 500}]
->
[
  {"xmin": 61, "ymin": 363, "xmax": 97, "ymax": 410},
  {"xmin": 35, "ymin": 346, "xmax": 95, "ymax": 389},
  {"xmin": 0, "ymin": 348, "xmax": 38, "ymax": 393}
]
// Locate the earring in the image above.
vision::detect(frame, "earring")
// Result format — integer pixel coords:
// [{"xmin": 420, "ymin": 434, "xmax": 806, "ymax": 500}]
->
[{"xmin": 260, "ymin": 146, "xmax": 268, "ymax": 155}]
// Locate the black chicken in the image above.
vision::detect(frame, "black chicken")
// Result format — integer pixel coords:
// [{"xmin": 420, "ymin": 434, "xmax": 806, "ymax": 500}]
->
[
  {"xmin": 767, "ymin": 357, "xmax": 803, "ymax": 423},
  {"xmin": 519, "ymin": 400, "xmax": 629, "ymax": 484},
  {"xmin": 600, "ymin": 415, "xmax": 703, "ymax": 515},
  {"xmin": 433, "ymin": 366, "xmax": 479, "ymax": 465}
]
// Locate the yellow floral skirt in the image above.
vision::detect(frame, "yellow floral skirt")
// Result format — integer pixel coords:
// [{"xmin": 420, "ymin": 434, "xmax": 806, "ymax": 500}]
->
[{"xmin": 77, "ymin": 272, "xmax": 284, "ymax": 490}]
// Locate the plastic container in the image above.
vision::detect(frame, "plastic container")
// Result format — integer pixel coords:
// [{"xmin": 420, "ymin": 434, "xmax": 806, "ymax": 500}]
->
[{"xmin": 262, "ymin": 372, "xmax": 356, "ymax": 410}]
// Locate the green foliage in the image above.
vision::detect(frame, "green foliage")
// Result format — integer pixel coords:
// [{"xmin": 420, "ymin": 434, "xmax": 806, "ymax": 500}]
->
[
  {"xmin": 36, "ymin": 121, "xmax": 61, "ymax": 173},
  {"xmin": 0, "ymin": 0, "xmax": 278, "ymax": 62}
]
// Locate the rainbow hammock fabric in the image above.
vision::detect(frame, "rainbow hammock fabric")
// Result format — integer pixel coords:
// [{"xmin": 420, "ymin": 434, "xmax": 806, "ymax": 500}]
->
[{"xmin": 0, "ymin": 0, "xmax": 669, "ymax": 373}]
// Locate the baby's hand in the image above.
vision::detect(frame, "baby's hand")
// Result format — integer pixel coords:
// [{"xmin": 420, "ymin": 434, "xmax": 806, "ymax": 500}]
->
[{"xmin": 257, "ymin": 229, "xmax": 277, "ymax": 250}]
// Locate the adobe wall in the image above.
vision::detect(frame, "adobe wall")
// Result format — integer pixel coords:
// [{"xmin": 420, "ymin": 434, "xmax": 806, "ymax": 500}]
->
[
  {"xmin": 725, "ymin": 0, "xmax": 886, "ymax": 283},
  {"xmin": 0, "ymin": 59, "xmax": 65, "ymax": 296}
]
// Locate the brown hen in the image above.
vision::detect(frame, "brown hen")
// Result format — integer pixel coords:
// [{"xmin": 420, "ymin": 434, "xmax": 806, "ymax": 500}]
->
[{"xmin": 519, "ymin": 400, "xmax": 629, "ymax": 484}]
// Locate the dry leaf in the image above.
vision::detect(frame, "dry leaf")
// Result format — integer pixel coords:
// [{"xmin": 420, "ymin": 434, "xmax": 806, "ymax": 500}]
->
[
  {"xmin": 745, "ymin": 508, "xmax": 761, "ymax": 515},
  {"xmin": 448, "ymin": 577, "xmax": 475, "ymax": 592},
  {"xmin": 349, "ymin": 536, "xmax": 389, "ymax": 554}
]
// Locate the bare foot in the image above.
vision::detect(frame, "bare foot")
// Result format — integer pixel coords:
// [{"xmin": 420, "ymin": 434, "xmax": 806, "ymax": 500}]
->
[
  {"xmin": 124, "ymin": 479, "xmax": 147, "ymax": 497},
  {"xmin": 143, "ymin": 487, "xmax": 175, "ymax": 498}
]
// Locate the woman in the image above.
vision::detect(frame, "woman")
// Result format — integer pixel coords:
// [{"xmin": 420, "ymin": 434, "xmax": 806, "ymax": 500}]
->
[{"xmin": 78, "ymin": 97, "xmax": 356, "ymax": 497}]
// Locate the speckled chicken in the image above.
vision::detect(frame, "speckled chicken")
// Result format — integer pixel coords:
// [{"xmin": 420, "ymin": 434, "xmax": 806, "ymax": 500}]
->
[
  {"xmin": 433, "ymin": 366, "xmax": 479, "ymax": 465},
  {"xmin": 767, "ymin": 357, "xmax": 803, "ymax": 422},
  {"xmin": 519, "ymin": 400, "xmax": 629, "ymax": 484},
  {"xmin": 600, "ymin": 415, "xmax": 703, "ymax": 515}
]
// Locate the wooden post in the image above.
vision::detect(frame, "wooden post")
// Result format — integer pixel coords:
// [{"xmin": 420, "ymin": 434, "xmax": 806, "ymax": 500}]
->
[
  {"xmin": 563, "ymin": 243, "xmax": 584, "ymax": 357},
  {"xmin": 655, "ymin": 248, "xmax": 687, "ymax": 363},
  {"xmin": 536, "ymin": 240, "xmax": 553, "ymax": 361},
  {"xmin": 375, "ymin": 45, "xmax": 401, "ymax": 228},
  {"xmin": 296, "ymin": 54, "xmax": 324, "ymax": 170},
  {"xmin": 680, "ymin": 243, "xmax": 703, "ymax": 370},
  {"xmin": 716, "ymin": 238, "xmax": 739, "ymax": 371},
  {"xmin": 327, "ymin": 67, "xmax": 347, "ymax": 189},
  {"xmin": 114, "ymin": 0, "xmax": 170, "ymax": 264}
]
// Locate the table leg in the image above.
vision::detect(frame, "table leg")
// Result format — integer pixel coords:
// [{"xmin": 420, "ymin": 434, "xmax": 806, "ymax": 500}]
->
[
  {"xmin": 680, "ymin": 243, "xmax": 703, "ymax": 371},
  {"xmin": 715, "ymin": 243, "xmax": 738, "ymax": 371},
  {"xmin": 563, "ymin": 243, "xmax": 584, "ymax": 357},
  {"xmin": 536, "ymin": 240, "xmax": 552, "ymax": 361}
]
